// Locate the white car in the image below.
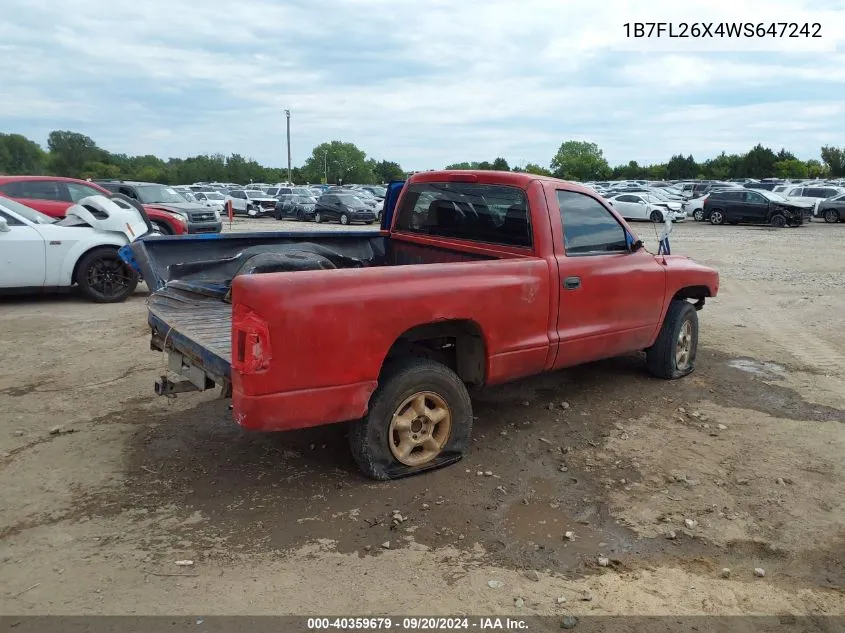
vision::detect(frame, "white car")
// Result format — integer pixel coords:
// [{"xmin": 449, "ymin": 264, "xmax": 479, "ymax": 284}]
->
[
  {"xmin": 607, "ymin": 193, "xmax": 685, "ymax": 222},
  {"xmin": 782, "ymin": 185, "xmax": 845, "ymax": 211},
  {"xmin": 193, "ymin": 191, "xmax": 226, "ymax": 213},
  {"xmin": 0, "ymin": 195, "xmax": 148, "ymax": 302},
  {"xmin": 244, "ymin": 189, "xmax": 278, "ymax": 217}
]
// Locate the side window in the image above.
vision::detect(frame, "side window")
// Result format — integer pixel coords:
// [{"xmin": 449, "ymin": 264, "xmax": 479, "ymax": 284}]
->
[
  {"xmin": 557, "ymin": 190, "xmax": 628, "ymax": 256},
  {"xmin": 394, "ymin": 182, "xmax": 531, "ymax": 247},
  {"xmin": 0, "ymin": 210, "xmax": 25, "ymax": 226},
  {"xmin": 0, "ymin": 182, "xmax": 24, "ymax": 197},
  {"xmin": 744, "ymin": 191, "xmax": 765, "ymax": 204},
  {"xmin": 788, "ymin": 188, "xmax": 803, "ymax": 197},
  {"xmin": 118, "ymin": 186, "xmax": 137, "ymax": 199},
  {"xmin": 234, "ymin": 191, "xmax": 246, "ymax": 200},
  {"xmin": 66, "ymin": 182, "xmax": 104, "ymax": 202},
  {"xmin": 15, "ymin": 180, "xmax": 63, "ymax": 201},
  {"xmin": 616, "ymin": 195, "xmax": 636, "ymax": 203}
]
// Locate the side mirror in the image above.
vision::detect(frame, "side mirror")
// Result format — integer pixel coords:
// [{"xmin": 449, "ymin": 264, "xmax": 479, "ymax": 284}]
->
[
  {"xmin": 630, "ymin": 238, "xmax": 644, "ymax": 253},
  {"xmin": 0, "ymin": 217, "xmax": 9, "ymax": 232}
]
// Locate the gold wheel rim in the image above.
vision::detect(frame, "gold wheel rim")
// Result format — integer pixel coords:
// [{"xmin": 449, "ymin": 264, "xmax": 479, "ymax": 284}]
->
[
  {"xmin": 388, "ymin": 391, "xmax": 452, "ymax": 467},
  {"xmin": 676, "ymin": 320, "xmax": 693, "ymax": 370}
]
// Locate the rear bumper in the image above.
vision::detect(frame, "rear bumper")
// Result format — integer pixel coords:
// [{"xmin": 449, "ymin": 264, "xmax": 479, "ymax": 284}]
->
[{"xmin": 232, "ymin": 380, "xmax": 377, "ymax": 431}]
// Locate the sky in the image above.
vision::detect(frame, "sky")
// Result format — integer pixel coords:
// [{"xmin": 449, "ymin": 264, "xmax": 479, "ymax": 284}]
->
[{"xmin": 2, "ymin": 0, "xmax": 844, "ymax": 171}]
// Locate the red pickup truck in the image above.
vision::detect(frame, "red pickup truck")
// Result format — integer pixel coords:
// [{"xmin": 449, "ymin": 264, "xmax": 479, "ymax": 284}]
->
[{"xmin": 125, "ymin": 171, "xmax": 719, "ymax": 480}]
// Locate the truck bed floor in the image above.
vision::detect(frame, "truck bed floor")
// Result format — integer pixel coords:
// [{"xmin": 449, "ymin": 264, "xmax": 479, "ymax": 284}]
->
[{"xmin": 148, "ymin": 286, "xmax": 232, "ymax": 364}]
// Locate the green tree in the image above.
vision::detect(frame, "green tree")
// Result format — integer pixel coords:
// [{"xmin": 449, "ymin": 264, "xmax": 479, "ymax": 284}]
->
[
  {"xmin": 820, "ymin": 146, "xmax": 845, "ymax": 177},
  {"xmin": 491, "ymin": 157, "xmax": 510, "ymax": 171},
  {"xmin": 516, "ymin": 163, "xmax": 552, "ymax": 176},
  {"xmin": 773, "ymin": 159, "xmax": 809, "ymax": 179},
  {"xmin": 806, "ymin": 159, "xmax": 828, "ymax": 178},
  {"xmin": 0, "ymin": 133, "xmax": 47, "ymax": 174},
  {"xmin": 47, "ymin": 130, "xmax": 102, "ymax": 178},
  {"xmin": 550, "ymin": 141, "xmax": 611, "ymax": 181},
  {"xmin": 301, "ymin": 141, "xmax": 376, "ymax": 184},
  {"xmin": 445, "ymin": 161, "xmax": 477, "ymax": 170},
  {"xmin": 666, "ymin": 154, "xmax": 698, "ymax": 180},
  {"xmin": 701, "ymin": 152, "xmax": 741, "ymax": 180},
  {"xmin": 372, "ymin": 160, "xmax": 405, "ymax": 183},
  {"xmin": 739, "ymin": 144, "xmax": 778, "ymax": 178}
]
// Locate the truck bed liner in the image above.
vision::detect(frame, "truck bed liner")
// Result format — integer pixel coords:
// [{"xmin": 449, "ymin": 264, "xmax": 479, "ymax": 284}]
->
[{"xmin": 148, "ymin": 286, "xmax": 233, "ymax": 377}]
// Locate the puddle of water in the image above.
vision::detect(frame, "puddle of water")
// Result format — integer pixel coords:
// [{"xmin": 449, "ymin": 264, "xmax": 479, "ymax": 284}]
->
[{"xmin": 727, "ymin": 358, "xmax": 786, "ymax": 379}]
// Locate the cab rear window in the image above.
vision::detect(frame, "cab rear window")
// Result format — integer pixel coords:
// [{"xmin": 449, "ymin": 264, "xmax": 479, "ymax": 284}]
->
[{"xmin": 394, "ymin": 183, "xmax": 531, "ymax": 247}]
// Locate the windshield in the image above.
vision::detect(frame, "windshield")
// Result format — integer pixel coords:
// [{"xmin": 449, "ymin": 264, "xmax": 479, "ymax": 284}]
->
[
  {"xmin": 647, "ymin": 190, "xmax": 669, "ymax": 200},
  {"xmin": 245, "ymin": 190, "xmax": 264, "ymax": 198},
  {"xmin": 293, "ymin": 196, "xmax": 314, "ymax": 204},
  {"xmin": 202, "ymin": 192, "xmax": 224, "ymax": 200},
  {"xmin": 337, "ymin": 195, "xmax": 366, "ymax": 207},
  {"xmin": 136, "ymin": 185, "xmax": 187, "ymax": 204},
  {"xmin": 0, "ymin": 197, "xmax": 57, "ymax": 224},
  {"xmin": 368, "ymin": 186, "xmax": 387, "ymax": 197},
  {"xmin": 760, "ymin": 190, "xmax": 788, "ymax": 202}
]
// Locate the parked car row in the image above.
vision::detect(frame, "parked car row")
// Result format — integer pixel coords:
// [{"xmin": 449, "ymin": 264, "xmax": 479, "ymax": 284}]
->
[{"xmin": 581, "ymin": 177, "xmax": 845, "ymax": 228}]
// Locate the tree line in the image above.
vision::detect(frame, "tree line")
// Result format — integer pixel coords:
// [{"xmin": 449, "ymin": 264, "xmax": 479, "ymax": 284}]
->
[
  {"xmin": 456, "ymin": 141, "xmax": 845, "ymax": 181},
  {"xmin": 2, "ymin": 130, "xmax": 843, "ymax": 185},
  {"xmin": 0, "ymin": 131, "xmax": 405, "ymax": 185}
]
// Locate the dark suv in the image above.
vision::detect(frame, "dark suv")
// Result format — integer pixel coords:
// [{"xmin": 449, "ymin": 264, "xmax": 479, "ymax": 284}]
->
[
  {"xmin": 703, "ymin": 189, "xmax": 808, "ymax": 227},
  {"xmin": 94, "ymin": 180, "xmax": 222, "ymax": 234}
]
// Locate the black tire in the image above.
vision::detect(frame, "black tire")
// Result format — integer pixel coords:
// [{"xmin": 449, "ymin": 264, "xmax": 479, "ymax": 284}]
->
[
  {"xmin": 649, "ymin": 210, "xmax": 663, "ymax": 223},
  {"xmin": 646, "ymin": 300, "xmax": 699, "ymax": 380},
  {"xmin": 314, "ymin": 212, "xmax": 322, "ymax": 223},
  {"xmin": 709, "ymin": 209, "xmax": 725, "ymax": 225},
  {"xmin": 693, "ymin": 209, "xmax": 704, "ymax": 222},
  {"xmin": 76, "ymin": 247, "xmax": 139, "ymax": 303},
  {"xmin": 824, "ymin": 209, "xmax": 840, "ymax": 223},
  {"xmin": 349, "ymin": 358, "xmax": 473, "ymax": 480},
  {"xmin": 151, "ymin": 220, "xmax": 171, "ymax": 235},
  {"xmin": 296, "ymin": 210, "xmax": 303, "ymax": 221},
  {"xmin": 770, "ymin": 213, "xmax": 786, "ymax": 228},
  {"xmin": 340, "ymin": 213, "xmax": 349, "ymax": 226}
]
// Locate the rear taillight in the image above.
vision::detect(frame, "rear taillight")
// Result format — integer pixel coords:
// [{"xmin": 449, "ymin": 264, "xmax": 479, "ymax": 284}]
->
[{"xmin": 232, "ymin": 306, "xmax": 272, "ymax": 374}]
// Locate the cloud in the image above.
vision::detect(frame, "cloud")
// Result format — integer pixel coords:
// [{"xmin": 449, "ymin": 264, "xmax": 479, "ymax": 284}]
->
[{"xmin": 2, "ymin": 0, "xmax": 844, "ymax": 170}]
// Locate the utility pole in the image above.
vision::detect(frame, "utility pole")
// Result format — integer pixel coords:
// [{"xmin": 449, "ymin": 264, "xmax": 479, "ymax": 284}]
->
[
  {"xmin": 284, "ymin": 109, "xmax": 292, "ymax": 184},
  {"xmin": 323, "ymin": 151, "xmax": 328, "ymax": 184}
]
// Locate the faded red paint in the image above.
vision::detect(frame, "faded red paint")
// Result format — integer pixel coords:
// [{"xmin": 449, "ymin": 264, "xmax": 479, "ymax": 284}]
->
[{"xmin": 230, "ymin": 171, "xmax": 719, "ymax": 431}]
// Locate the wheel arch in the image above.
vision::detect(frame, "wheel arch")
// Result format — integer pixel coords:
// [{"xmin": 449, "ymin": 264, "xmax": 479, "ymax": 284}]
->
[
  {"xmin": 382, "ymin": 319, "xmax": 488, "ymax": 387},
  {"xmin": 70, "ymin": 242, "xmax": 124, "ymax": 286}
]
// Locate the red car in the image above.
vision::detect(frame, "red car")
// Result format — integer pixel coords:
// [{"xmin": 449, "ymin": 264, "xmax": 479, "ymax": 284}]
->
[
  {"xmin": 0, "ymin": 176, "xmax": 187, "ymax": 235},
  {"xmin": 127, "ymin": 170, "xmax": 719, "ymax": 480}
]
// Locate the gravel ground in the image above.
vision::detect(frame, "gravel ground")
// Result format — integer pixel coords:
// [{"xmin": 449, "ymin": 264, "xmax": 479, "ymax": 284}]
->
[{"xmin": 1, "ymin": 219, "xmax": 843, "ymax": 617}]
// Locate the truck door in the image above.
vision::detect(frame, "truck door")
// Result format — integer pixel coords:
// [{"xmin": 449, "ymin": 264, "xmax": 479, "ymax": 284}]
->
[{"xmin": 549, "ymin": 188, "xmax": 666, "ymax": 369}]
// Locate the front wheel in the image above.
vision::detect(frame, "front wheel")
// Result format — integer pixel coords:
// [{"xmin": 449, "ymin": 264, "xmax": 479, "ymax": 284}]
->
[
  {"xmin": 314, "ymin": 212, "xmax": 322, "ymax": 223},
  {"xmin": 348, "ymin": 358, "xmax": 473, "ymax": 480},
  {"xmin": 247, "ymin": 206, "xmax": 258, "ymax": 217},
  {"xmin": 646, "ymin": 299, "xmax": 699, "ymax": 379},
  {"xmin": 709, "ymin": 209, "xmax": 724, "ymax": 225},
  {"xmin": 340, "ymin": 213, "xmax": 349, "ymax": 225},
  {"xmin": 649, "ymin": 210, "xmax": 663, "ymax": 223},
  {"xmin": 76, "ymin": 247, "xmax": 139, "ymax": 303},
  {"xmin": 151, "ymin": 221, "xmax": 172, "ymax": 235},
  {"xmin": 770, "ymin": 213, "xmax": 786, "ymax": 228},
  {"xmin": 693, "ymin": 209, "xmax": 704, "ymax": 222},
  {"xmin": 824, "ymin": 209, "xmax": 840, "ymax": 223}
]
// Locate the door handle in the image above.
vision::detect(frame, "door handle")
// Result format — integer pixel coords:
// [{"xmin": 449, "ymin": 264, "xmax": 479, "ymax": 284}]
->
[{"xmin": 563, "ymin": 276, "xmax": 581, "ymax": 289}]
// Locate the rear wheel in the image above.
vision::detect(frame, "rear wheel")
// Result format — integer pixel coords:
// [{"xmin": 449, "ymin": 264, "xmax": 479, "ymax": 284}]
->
[
  {"xmin": 349, "ymin": 358, "xmax": 473, "ymax": 480},
  {"xmin": 709, "ymin": 209, "xmax": 724, "ymax": 225},
  {"xmin": 824, "ymin": 208, "xmax": 840, "ymax": 223},
  {"xmin": 76, "ymin": 247, "xmax": 139, "ymax": 303},
  {"xmin": 314, "ymin": 212, "xmax": 322, "ymax": 223},
  {"xmin": 693, "ymin": 209, "xmax": 704, "ymax": 222},
  {"xmin": 770, "ymin": 213, "xmax": 786, "ymax": 228},
  {"xmin": 649, "ymin": 210, "xmax": 663, "ymax": 223},
  {"xmin": 646, "ymin": 300, "xmax": 699, "ymax": 379}
]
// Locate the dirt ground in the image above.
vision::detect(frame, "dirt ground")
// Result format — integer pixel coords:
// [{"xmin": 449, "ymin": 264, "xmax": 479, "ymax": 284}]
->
[{"xmin": 1, "ymin": 218, "xmax": 843, "ymax": 617}]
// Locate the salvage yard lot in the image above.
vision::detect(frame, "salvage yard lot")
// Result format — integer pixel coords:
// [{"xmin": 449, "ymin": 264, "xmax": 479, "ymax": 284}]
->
[{"xmin": 1, "ymin": 221, "xmax": 843, "ymax": 615}]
